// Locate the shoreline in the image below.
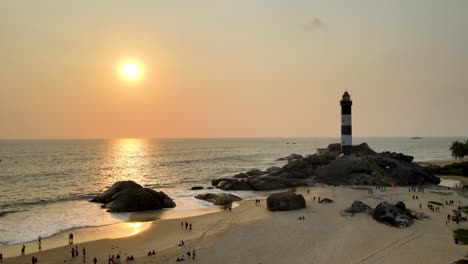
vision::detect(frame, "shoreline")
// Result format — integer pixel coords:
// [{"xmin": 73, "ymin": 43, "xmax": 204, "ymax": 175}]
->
[{"xmin": 2, "ymin": 185, "xmax": 467, "ymax": 263}]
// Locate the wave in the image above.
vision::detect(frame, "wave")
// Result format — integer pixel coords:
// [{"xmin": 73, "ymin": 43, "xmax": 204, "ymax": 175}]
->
[{"xmin": 0, "ymin": 193, "xmax": 99, "ymax": 211}]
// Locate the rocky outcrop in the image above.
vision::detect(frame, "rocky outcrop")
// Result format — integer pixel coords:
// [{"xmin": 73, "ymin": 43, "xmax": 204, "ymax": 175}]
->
[
  {"xmin": 91, "ymin": 181, "xmax": 176, "ymax": 212},
  {"xmin": 267, "ymin": 191, "xmax": 306, "ymax": 212},
  {"xmin": 372, "ymin": 202, "xmax": 414, "ymax": 227},
  {"xmin": 210, "ymin": 143, "xmax": 439, "ymax": 191},
  {"xmin": 195, "ymin": 193, "xmax": 242, "ymax": 206},
  {"xmin": 277, "ymin": 153, "xmax": 303, "ymax": 161},
  {"xmin": 394, "ymin": 201, "xmax": 406, "ymax": 211},
  {"xmin": 344, "ymin": 201, "xmax": 373, "ymax": 215},
  {"xmin": 319, "ymin": 198, "xmax": 334, "ymax": 204}
]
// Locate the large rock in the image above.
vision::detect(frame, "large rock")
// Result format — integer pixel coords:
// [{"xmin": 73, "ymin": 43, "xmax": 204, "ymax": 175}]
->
[
  {"xmin": 379, "ymin": 151, "xmax": 414, "ymax": 163},
  {"xmin": 372, "ymin": 202, "xmax": 414, "ymax": 227},
  {"xmin": 276, "ymin": 153, "xmax": 303, "ymax": 161},
  {"xmin": 344, "ymin": 201, "xmax": 373, "ymax": 215},
  {"xmin": 195, "ymin": 193, "xmax": 242, "ymax": 205},
  {"xmin": 319, "ymin": 198, "xmax": 334, "ymax": 204},
  {"xmin": 218, "ymin": 180, "xmax": 253, "ymax": 190},
  {"xmin": 91, "ymin": 181, "xmax": 176, "ymax": 212},
  {"xmin": 267, "ymin": 191, "xmax": 306, "ymax": 212}
]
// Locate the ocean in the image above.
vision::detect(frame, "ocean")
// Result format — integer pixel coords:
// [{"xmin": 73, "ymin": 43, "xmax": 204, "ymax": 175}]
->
[{"xmin": 0, "ymin": 137, "xmax": 463, "ymax": 245}]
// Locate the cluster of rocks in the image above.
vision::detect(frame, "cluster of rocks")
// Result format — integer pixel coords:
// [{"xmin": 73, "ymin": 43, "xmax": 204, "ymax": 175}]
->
[
  {"xmin": 195, "ymin": 193, "xmax": 242, "ymax": 206},
  {"xmin": 91, "ymin": 181, "xmax": 176, "ymax": 212},
  {"xmin": 266, "ymin": 191, "xmax": 306, "ymax": 212},
  {"xmin": 210, "ymin": 143, "xmax": 440, "ymax": 191},
  {"xmin": 344, "ymin": 200, "xmax": 417, "ymax": 227}
]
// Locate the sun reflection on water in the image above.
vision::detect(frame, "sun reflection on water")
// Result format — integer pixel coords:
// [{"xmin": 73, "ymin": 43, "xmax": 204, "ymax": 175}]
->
[{"xmin": 109, "ymin": 138, "xmax": 150, "ymax": 184}]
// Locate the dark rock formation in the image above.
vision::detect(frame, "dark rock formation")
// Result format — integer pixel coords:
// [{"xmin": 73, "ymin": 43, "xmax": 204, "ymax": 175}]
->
[
  {"xmin": 344, "ymin": 201, "xmax": 373, "ymax": 215},
  {"xmin": 190, "ymin": 186, "xmax": 204, "ymax": 190},
  {"xmin": 319, "ymin": 198, "xmax": 334, "ymax": 204},
  {"xmin": 372, "ymin": 202, "xmax": 414, "ymax": 227},
  {"xmin": 276, "ymin": 153, "xmax": 303, "ymax": 161},
  {"xmin": 210, "ymin": 143, "xmax": 439, "ymax": 191},
  {"xmin": 91, "ymin": 181, "xmax": 176, "ymax": 212},
  {"xmin": 394, "ymin": 201, "xmax": 406, "ymax": 211},
  {"xmin": 266, "ymin": 191, "xmax": 306, "ymax": 212},
  {"xmin": 195, "ymin": 193, "xmax": 242, "ymax": 206}
]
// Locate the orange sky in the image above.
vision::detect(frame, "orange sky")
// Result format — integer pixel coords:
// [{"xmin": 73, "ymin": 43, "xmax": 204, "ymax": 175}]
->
[{"xmin": 1, "ymin": 1, "xmax": 468, "ymax": 139}]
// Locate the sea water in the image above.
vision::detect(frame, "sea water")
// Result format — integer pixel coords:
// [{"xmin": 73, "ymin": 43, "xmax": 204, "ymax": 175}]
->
[{"xmin": 0, "ymin": 137, "xmax": 463, "ymax": 245}]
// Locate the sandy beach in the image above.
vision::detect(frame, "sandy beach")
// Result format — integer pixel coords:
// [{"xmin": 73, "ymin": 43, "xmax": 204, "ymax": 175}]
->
[{"xmin": 2, "ymin": 183, "xmax": 467, "ymax": 264}]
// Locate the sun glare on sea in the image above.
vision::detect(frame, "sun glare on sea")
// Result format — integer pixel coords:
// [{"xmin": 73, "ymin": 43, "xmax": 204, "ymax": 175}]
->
[{"xmin": 118, "ymin": 60, "xmax": 143, "ymax": 82}]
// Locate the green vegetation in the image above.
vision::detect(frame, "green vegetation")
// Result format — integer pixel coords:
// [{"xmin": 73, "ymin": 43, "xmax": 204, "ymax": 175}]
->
[
  {"xmin": 424, "ymin": 162, "xmax": 468, "ymax": 176},
  {"xmin": 451, "ymin": 140, "xmax": 468, "ymax": 160},
  {"xmin": 454, "ymin": 229, "xmax": 468, "ymax": 245},
  {"xmin": 429, "ymin": 201, "xmax": 443, "ymax": 206}
]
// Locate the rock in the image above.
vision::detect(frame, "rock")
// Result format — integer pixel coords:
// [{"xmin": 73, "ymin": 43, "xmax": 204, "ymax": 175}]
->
[
  {"xmin": 91, "ymin": 181, "xmax": 176, "ymax": 212},
  {"xmin": 319, "ymin": 198, "xmax": 334, "ymax": 204},
  {"xmin": 327, "ymin": 143, "xmax": 342, "ymax": 154},
  {"xmin": 351, "ymin": 143, "xmax": 377, "ymax": 156},
  {"xmin": 195, "ymin": 193, "xmax": 242, "ymax": 206},
  {"xmin": 218, "ymin": 180, "xmax": 253, "ymax": 191},
  {"xmin": 394, "ymin": 201, "xmax": 406, "ymax": 211},
  {"xmin": 276, "ymin": 153, "xmax": 303, "ymax": 161},
  {"xmin": 233, "ymin": 173, "xmax": 249, "ymax": 179},
  {"xmin": 190, "ymin": 186, "xmax": 204, "ymax": 190},
  {"xmin": 266, "ymin": 166, "xmax": 281, "ymax": 174},
  {"xmin": 266, "ymin": 191, "xmax": 306, "ymax": 212},
  {"xmin": 246, "ymin": 169, "xmax": 265, "ymax": 176},
  {"xmin": 379, "ymin": 151, "xmax": 413, "ymax": 163},
  {"xmin": 304, "ymin": 154, "xmax": 335, "ymax": 166},
  {"xmin": 372, "ymin": 202, "xmax": 414, "ymax": 227},
  {"xmin": 207, "ymin": 187, "xmax": 214, "ymax": 189},
  {"xmin": 247, "ymin": 176, "xmax": 309, "ymax": 191},
  {"xmin": 275, "ymin": 159, "xmax": 314, "ymax": 179},
  {"xmin": 211, "ymin": 178, "xmax": 234, "ymax": 186},
  {"xmin": 344, "ymin": 201, "xmax": 373, "ymax": 215}
]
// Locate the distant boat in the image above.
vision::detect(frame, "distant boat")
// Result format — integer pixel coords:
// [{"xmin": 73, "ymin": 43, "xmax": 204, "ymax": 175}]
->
[{"xmin": 411, "ymin": 137, "xmax": 423, "ymax": 139}]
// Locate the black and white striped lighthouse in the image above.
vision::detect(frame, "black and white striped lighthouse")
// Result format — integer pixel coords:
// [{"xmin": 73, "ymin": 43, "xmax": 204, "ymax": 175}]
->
[{"xmin": 340, "ymin": 91, "xmax": 352, "ymax": 155}]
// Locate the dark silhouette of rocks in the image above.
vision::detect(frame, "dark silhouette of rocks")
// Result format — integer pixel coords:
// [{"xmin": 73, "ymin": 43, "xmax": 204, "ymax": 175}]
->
[
  {"xmin": 190, "ymin": 186, "xmax": 204, "ymax": 190},
  {"xmin": 91, "ymin": 181, "xmax": 176, "ymax": 212},
  {"xmin": 210, "ymin": 143, "xmax": 440, "ymax": 191},
  {"xmin": 276, "ymin": 153, "xmax": 303, "ymax": 161},
  {"xmin": 394, "ymin": 201, "xmax": 406, "ymax": 211},
  {"xmin": 319, "ymin": 198, "xmax": 334, "ymax": 204},
  {"xmin": 266, "ymin": 191, "xmax": 306, "ymax": 212},
  {"xmin": 372, "ymin": 202, "xmax": 414, "ymax": 227},
  {"xmin": 195, "ymin": 193, "xmax": 242, "ymax": 205},
  {"xmin": 344, "ymin": 201, "xmax": 373, "ymax": 215}
]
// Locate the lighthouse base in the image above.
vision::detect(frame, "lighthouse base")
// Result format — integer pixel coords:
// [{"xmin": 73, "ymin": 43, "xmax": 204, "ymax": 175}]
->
[{"xmin": 341, "ymin": 145, "xmax": 352, "ymax": 155}]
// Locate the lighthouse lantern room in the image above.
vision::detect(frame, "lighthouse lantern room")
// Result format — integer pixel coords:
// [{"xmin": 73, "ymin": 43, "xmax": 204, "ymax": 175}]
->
[{"xmin": 340, "ymin": 91, "xmax": 352, "ymax": 155}]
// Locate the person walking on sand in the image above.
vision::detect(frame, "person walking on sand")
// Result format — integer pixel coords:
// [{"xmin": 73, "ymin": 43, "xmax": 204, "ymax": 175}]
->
[
  {"xmin": 193, "ymin": 249, "xmax": 196, "ymax": 260},
  {"xmin": 21, "ymin": 245, "xmax": 25, "ymax": 255},
  {"xmin": 185, "ymin": 221, "xmax": 188, "ymax": 229},
  {"xmin": 69, "ymin": 233, "xmax": 74, "ymax": 245},
  {"xmin": 93, "ymin": 257, "xmax": 97, "ymax": 264},
  {"xmin": 190, "ymin": 223, "xmax": 192, "ymax": 230}
]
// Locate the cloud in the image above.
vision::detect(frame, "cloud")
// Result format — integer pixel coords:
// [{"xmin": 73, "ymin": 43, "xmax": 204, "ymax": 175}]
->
[{"xmin": 297, "ymin": 17, "xmax": 323, "ymax": 31}]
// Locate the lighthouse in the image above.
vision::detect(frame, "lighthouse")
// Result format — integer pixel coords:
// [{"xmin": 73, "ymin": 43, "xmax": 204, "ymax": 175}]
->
[{"xmin": 340, "ymin": 91, "xmax": 352, "ymax": 155}]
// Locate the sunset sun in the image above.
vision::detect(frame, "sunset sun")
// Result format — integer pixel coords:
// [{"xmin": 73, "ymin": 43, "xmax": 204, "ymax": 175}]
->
[{"xmin": 118, "ymin": 60, "xmax": 143, "ymax": 82}]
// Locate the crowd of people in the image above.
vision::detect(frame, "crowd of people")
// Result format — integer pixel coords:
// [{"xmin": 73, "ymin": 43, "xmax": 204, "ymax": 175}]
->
[
  {"xmin": 176, "ymin": 249, "xmax": 196, "ymax": 262},
  {"xmin": 181, "ymin": 221, "xmax": 193, "ymax": 230}
]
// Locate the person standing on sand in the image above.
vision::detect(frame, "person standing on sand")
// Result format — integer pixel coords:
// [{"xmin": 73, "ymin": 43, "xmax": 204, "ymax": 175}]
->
[
  {"xmin": 193, "ymin": 249, "xmax": 196, "ymax": 260},
  {"xmin": 69, "ymin": 233, "xmax": 74, "ymax": 245},
  {"xmin": 21, "ymin": 245, "xmax": 25, "ymax": 255},
  {"xmin": 93, "ymin": 257, "xmax": 97, "ymax": 264},
  {"xmin": 0, "ymin": 252, "xmax": 3, "ymax": 262},
  {"xmin": 190, "ymin": 223, "xmax": 192, "ymax": 230},
  {"xmin": 185, "ymin": 221, "xmax": 188, "ymax": 229}
]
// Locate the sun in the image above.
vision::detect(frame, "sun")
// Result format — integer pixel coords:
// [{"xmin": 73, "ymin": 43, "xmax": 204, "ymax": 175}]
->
[{"xmin": 118, "ymin": 60, "xmax": 143, "ymax": 82}]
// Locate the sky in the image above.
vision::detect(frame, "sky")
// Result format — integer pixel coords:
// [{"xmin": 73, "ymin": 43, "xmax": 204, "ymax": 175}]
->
[{"xmin": 1, "ymin": 0, "xmax": 468, "ymax": 139}]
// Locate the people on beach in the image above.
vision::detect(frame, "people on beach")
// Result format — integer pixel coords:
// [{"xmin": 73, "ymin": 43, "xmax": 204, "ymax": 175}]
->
[
  {"xmin": 31, "ymin": 256, "xmax": 38, "ymax": 264},
  {"xmin": 21, "ymin": 245, "xmax": 25, "ymax": 255},
  {"xmin": 38, "ymin": 236, "xmax": 42, "ymax": 251},
  {"xmin": 178, "ymin": 240, "xmax": 185, "ymax": 247},
  {"xmin": 307, "ymin": 189, "xmax": 310, "ymax": 194},
  {"xmin": 192, "ymin": 249, "xmax": 196, "ymax": 260},
  {"xmin": 69, "ymin": 232, "xmax": 74, "ymax": 245},
  {"xmin": 83, "ymin": 247, "xmax": 86, "ymax": 258},
  {"xmin": 94, "ymin": 257, "xmax": 98, "ymax": 264},
  {"xmin": 185, "ymin": 221, "xmax": 188, "ymax": 229},
  {"xmin": 0, "ymin": 252, "xmax": 3, "ymax": 263},
  {"xmin": 75, "ymin": 246, "xmax": 79, "ymax": 257},
  {"xmin": 72, "ymin": 247, "xmax": 76, "ymax": 257}
]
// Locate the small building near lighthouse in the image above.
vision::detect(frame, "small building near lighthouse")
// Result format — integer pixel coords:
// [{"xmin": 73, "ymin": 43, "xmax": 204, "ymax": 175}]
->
[{"xmin": 340, "ymin": 91, "xmax": 352, "ymax": 155}]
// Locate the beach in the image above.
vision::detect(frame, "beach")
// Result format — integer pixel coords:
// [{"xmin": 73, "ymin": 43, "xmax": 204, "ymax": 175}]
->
[{"xmin": 2, "ymin": 184, "xmax": 467, "ymax": 264}]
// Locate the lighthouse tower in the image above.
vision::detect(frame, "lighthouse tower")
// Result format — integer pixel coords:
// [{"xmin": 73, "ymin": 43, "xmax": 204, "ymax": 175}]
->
[{"xmin": 340, "ymin": 91, "xmax": 352, "ymax": 155}]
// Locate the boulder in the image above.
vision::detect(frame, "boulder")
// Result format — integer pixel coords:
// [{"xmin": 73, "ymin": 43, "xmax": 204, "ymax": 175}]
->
[
  {"xmin": 211, "ymin": 178, "xmax": 234, "ymax": 186},
  {"xmin": 190, "ymin": 186, "xmax": 204, "ymax": 190},
  {"xmin": 246, "ymin": 169, "xmax": 265, "ymax": 176},
  {"xmin": 247, "ymin": 176, "xmax": 309, "ymax": 191},
  {"xmin": 319, "ymin": 198, "xmax": 334, "ymax": 204},
  {"xmin": 344, "ymin": 201, "xmax": 373, "ymax": 215},
  {"xmin": 218, "ymin": 180, "xmax": 253, "ymax": 191},
  {"xmin": 275, "ymin": 159, "xmax": 314, "ymax": 179},
  {"xmin": 394, "ymin": 201, "xmax": 406, "ymax": 211},
  {"xmin": 233, "ymin": 173, "xmax": 249, "ymax": 179},
  {"xmin": 276, "ymin": 153, "xmax": 303, "ymax": 161},
  {"xmin": 91, "ymin": 181, "xmax": 176, "ymax": 212},
  {"xmin": 195, "ymin": 193, "xmax": 242, "ymax": 206},
  {"xmin": 372, "ymin": 202, "xmax": 414, "ymax": 227},
  {"xmin": 379, "ymin": 151, "xmax": 414, "ymax": 163},
  {"xmin": 267, "ymin": 191, "xmax": 306, "ymax": 212},
  {"xmin": 266, "ymin": 166, "xmax": 281, "ymax": 174}
]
